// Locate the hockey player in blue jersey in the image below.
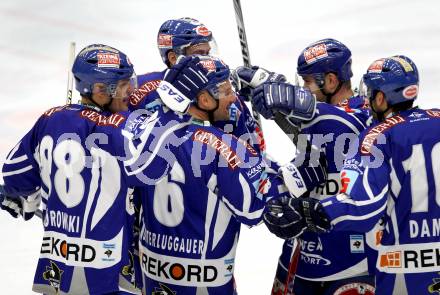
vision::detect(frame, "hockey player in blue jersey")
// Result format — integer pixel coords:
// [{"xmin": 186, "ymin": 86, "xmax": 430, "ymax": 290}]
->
[
  {"xmin": 265, "ymin": 55, "xmax": 440, "ymax": 295},
  {"xmin": 130, "ymin": 17, "xmax": 267, "ymax": 155},
  {"xmin": 126, "ymin": 54, "xmax": 326, "ymax": 295},
  {"xmin": 128, "ymin": 17, "xmax": 212, "ymax": 113},
  {"xmin": 0, "ymin": 44, "xmax": 142, "ymax": 294},
  {"xmin": 235, "ymin": 39, "xmax": 374, "ymax": 295}
]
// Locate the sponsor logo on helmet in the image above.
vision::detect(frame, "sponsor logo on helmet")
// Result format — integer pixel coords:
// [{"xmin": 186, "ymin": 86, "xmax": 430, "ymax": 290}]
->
[
  {"xmin": 391, "ymin": 56, "xmax": 414, "ymax": 72},
  {"xmin": 402, "ymin": 85, "xmax": 418, "ymax": 99},
  {"xmin": 97, "ymin": 53, "xmax": 120, "ymax": 68},
  {"xmin": 304, "ymin": 43, "xmax": 328, "ymax": 64},
  {"xmin": 195, "ymin": 25, "xmax": 210, "ymax": 36},
  {"xmin": 199, "ymin": 60, "xmax": 216, "ymax": 73},
  {"xmin": 158, "ymin": 34, "xmax": 173, "ymax": 48},
  {"xmin": 367, "ymin": 59, "xmax": 385, "ymax": 73}
]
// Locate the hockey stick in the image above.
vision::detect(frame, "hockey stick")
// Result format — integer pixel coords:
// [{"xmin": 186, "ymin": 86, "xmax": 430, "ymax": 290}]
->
[
  {"xmin": 66, "ymin": 42, "xmax": 76, "ymax": 104},
  {"xmin": 232, "ymin": 2, "xmax": 303, "ymax": 294},
  {"xmin": 232, "ymin": 0, "xmax": 263, "ymax": 129},
  {"xmin": 232, "ymin": 0, "xmax": 301, "ymax": 146}
]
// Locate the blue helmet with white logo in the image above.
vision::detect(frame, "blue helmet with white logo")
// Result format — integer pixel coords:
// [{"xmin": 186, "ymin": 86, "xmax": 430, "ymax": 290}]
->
[
  {"xmin": 72, "ymin": 44, "xmax": 134, "ymax": 97},
  {"xmin": 362, "ymin": 55, "xmax": 419, "ymax": 105},
  {"xmin": 157, "ymin": 17, "xmax": 213, "ymax": 66},
  {"xmin": 297, "ymin": 38, "xmax": 352, "ymax": 83}
]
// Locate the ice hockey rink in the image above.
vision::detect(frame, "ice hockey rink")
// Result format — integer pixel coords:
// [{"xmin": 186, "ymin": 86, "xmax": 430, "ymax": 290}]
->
[{"xmin": 1, "ymin": 0, "xmax": 439, "ymax": 293}]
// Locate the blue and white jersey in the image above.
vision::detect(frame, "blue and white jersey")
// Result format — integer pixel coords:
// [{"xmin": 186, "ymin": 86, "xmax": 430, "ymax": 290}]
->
[
  {"xmin": 322, "ymin": 108, "xmax": 440, "ymax": 295},
  {"xmin": 128, "ymin": 71, "xmax": 164, "ymax": 113},
  {"xmin": 2, "ymin": 104, "xmax": 140, "ymax": 295},
  {"xmin": 129, "ymin": 70, "xmax": 266, "ymax": 156},
  {"xmin": 121, "ymin": 106, "xmax": 290, "ymax": 295},
  {"xmin": 276, "ymin": 96, "xmax": 373, "ymax": 282}
]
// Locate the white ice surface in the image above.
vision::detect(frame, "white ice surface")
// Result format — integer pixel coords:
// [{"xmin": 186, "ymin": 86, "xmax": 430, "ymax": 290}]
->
[{"xmin": 0, "ymin": 0, "xmax": 439, "ymax": 293}]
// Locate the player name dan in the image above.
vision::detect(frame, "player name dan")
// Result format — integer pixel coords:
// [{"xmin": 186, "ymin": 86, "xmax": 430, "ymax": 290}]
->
[
  {"xmin": 142, "ymin": 229, "xmax": 204, "ymax": 255},
  {"xmin": 409, "ymin": 218, "xmax": 440, "ymax": 239}
]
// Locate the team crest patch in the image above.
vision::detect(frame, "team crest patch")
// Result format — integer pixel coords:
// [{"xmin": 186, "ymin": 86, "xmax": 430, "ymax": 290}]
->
[
  {"xmin": 43, "ymin": 261, "xmax": 64, "ymax": 293},
  {"xmin": 97, "ymin": 53, "xmax": 120, "ymax": 68},
  {"xmin": 304, "ymin": 43, "xmax": 328, "ymax": 64},
  {"xmin": 428, "ymin": 273, "xmax": 440, "ymax": 293},
  {"xmin": 152, "ymin": 283, "xmax": 177, "ymax": 295}
]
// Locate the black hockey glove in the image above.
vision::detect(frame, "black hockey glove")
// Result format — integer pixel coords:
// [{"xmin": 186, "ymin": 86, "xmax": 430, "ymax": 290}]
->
[
  {"xmin": 264, "ymin": 196, "xmax": 331, "ymax": 240},
  {"xmin": 231, "ymin": 66, "xmax": 286, "ymax": 101},
  {"xmin": 264, "ymin": 195, "xmax": 307, "ymax": 239}
]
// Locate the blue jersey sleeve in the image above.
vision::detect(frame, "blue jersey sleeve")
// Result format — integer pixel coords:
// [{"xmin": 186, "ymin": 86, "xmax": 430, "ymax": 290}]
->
[
  {"xmin": 2, "ymin": 115, "xmax": 44, "ymax": 196},
  {"xmin": 321, "ymin": 122, "xmax": 392, "ymax": 233},
  {"xmin": 198, "ymin": 130, "xmax": 287, "ymax": 226}
]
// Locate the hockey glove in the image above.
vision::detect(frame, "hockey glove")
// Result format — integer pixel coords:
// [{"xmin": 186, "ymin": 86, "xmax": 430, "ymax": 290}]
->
[
  {"xmin": 252, "ymin": 82, "xmax": 316, "ymax": 121},
  {"xmin": 264, "ymin": 195, "xmax": 307, "ymax": 239},
  {"xmin": 1, "ymin": 195, "xmax": 22, "ymax": 218},
  {"xmin": 264, "ymin": 196, "xmax": 331, "ymax": 240},
  {"xmin": 158, "ymin": 55, "xmax": 205, "ymax": 113},
  {"xmin": 279, "ymin": 143, "xmax": 327, "ymax": 198},
  {"xmin": 231, "ymin": 66, "xmax": 286, "ymax": 101},
  {"xmin": 294, "ymin": 197, "xmax": 331, "ymax": 234},
  {"xmin": 0, "ymin": 190, "xmax": 41, "ymax": 220}
]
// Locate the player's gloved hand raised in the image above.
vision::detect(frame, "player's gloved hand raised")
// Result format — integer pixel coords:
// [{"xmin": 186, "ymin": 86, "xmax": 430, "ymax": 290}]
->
[
  {"xmin": 231, "ymin": 66, "xmax": 286, "ymax": 101},
  {"xmin": 157, "ymin": 55, "xmax": 203, "ymax": 113},
  {"xmin": 252, "ymin": 82, "xmax": 316, "ymax": 121}
]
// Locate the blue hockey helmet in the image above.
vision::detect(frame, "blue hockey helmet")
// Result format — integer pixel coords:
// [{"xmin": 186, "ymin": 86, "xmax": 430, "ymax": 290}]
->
[
  {"xmin": 157, "ymin": 17, "xmax": 213, "ymax": 65},
  {"xmin": 297, "ymin": 38, "xmax": 353, "ymax": 83},
  {"xmin": 362, "ymin": 55, "xmax": 419, "ymax": 105},
  {"xmin": 72, "ymin": 44, "xmax": 135, "ymax": 97}
]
